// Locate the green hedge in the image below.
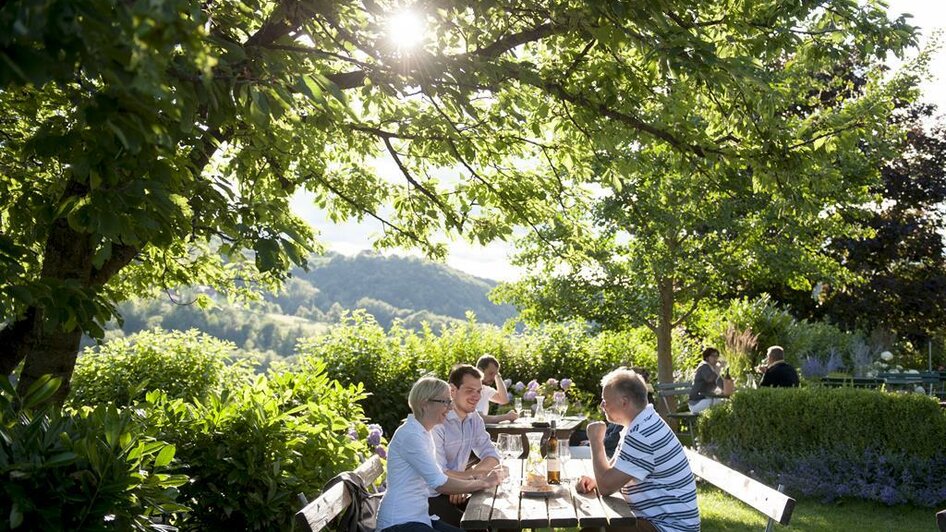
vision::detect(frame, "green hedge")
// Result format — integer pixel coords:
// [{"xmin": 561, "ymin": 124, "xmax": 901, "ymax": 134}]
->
[
  {"xmin": 699, "ymin": 387, "xmax": 946, "ymax": 505},
  {"xmin": 700, "ymin": 387, "xmax": 946, "ymax": 457}
]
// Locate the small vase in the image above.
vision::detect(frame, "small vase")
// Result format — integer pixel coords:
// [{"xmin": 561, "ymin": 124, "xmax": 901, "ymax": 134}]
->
[{"xmin": 534, "ymin": 396, "xmax": 546, "ymax": 422}]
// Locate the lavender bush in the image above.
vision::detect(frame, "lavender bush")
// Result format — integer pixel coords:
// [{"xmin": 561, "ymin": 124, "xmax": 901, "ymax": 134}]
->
[{"xmin": 708, "ymin": 446, "xmax": 946, "ymax": 507}]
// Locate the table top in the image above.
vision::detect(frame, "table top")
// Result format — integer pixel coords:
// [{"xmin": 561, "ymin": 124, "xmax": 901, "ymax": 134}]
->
[
  {"xmin": 484, "ymin": 416, "xmax": 586, "ymax": 436},
  {"xmin": 460, "ymin": 458, "xmax": 636, "ymax": 530}
]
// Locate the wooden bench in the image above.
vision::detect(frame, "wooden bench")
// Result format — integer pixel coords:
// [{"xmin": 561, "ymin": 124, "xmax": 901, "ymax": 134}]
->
[
  {"xmin": 295, "ymin": 455, "xmax": 384, "ymax": 532},
  {"xmin": 937, "ymin": 508, "xmax": 946, "ymax": 531},
  {"xmin": 685, "ymin": 447, "xmax": 795, "ymax": 530},
  {"xmin": 655, "ymin": 382, "xmax": 701, "ymax": 447}
]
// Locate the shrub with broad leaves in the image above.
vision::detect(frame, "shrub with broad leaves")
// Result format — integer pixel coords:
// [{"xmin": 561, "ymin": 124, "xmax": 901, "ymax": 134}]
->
[{"xmin": 0, "ymin": 375, "xmax": 187, "ymax": 530}]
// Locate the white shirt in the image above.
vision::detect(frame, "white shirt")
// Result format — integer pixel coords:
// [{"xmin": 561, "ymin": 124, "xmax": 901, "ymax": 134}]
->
[
  {"xmin": 475, "ymin": 385, "xmax": 498, "ymax": 415},
  {"xmin": 376, "ymin": 415, "xmax": 449, "ymax": 530},
  {"xmin": 430, "ymin": 409, "xmax": 499, "ymax": 496}
]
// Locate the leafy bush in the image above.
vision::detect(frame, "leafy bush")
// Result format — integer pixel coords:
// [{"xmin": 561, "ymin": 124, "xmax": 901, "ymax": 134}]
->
[
  {"xmin": 70, "ymin": 328, "xmax": 251, "ymax": 407},
  {"xmin": 0, "ymin": 376, "xmax": 187, "ymax": 530},
  {"xmin": 693, "ymin": 296, "xmax": 873, "ymax": 374},
  {"xmin": 297, "ymin": 311, "xmax": 422, "ymax": 433},
  {"xmin": 699, "ymin": 387, "xmax": 946, "ymax": 506},
  {"xmin": 298, "ymin": 313, "xmax": 671, "ymax": 430},
  {"xmin": 144, "ymin": 360, "xmax": 376, "ymax": 530}
]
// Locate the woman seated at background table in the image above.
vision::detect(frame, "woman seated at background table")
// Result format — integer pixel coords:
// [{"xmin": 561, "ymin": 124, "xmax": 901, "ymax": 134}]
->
[
  {"xmin": 688, "ymin": 347, "xmax": 729, "ymax": 414},
  {"xmin": 377, "ymin": 377, "xmax": 504, "ymax": 532}
]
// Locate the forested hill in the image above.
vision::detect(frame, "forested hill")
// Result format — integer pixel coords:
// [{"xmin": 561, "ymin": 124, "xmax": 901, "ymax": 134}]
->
[
  {"xmin": 104, "ymin": 252, "xmax": 518, "ymax": 358},
  {"xmin": 288, "ymin": 252, "xmax": 515, "ymax": 325}
]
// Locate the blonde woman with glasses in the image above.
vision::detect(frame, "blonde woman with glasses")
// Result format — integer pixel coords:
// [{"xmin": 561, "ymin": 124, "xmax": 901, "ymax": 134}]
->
[{"xmin": 376, "ymin": 377, "xmax": 503, "ymax": 532}]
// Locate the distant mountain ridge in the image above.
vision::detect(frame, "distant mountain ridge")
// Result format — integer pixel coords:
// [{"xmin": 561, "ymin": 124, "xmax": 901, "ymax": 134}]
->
[
  {"xmin": 289, "ymin": 252, "xmax": 516, "ymax": 325},
  {"xmin": 104, "ymin": 252, "xmax": 518, "ymax": 357}
]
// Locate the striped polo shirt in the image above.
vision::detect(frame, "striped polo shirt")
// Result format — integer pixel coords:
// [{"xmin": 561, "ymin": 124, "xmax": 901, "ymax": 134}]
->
[{"xmin": 614, "ymin": 404, "xmax": 700, "ymax": 532}]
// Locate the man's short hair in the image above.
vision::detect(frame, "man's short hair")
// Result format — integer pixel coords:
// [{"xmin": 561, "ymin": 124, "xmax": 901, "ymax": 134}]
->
[
  {"xmin": 767, "ymin": 345, "xmax": 785, "ymax": 361},
  {"xmin": 449, "ymin": 364, "xmax": 483, "ymax": 388},
  {"xmin": 475, "ymin": 354, "xmax": 499, "ymax": 371},
  {"xmin": 702, "ymin": 347, "xmax": 720, "ymax": 360},
  {"xmin": 408, "ymin": 377, "xmax": 449, "ymax": 417},
  {"xmin": 600, "ymin": 367, "xmax": 649, "ymax": 410}
]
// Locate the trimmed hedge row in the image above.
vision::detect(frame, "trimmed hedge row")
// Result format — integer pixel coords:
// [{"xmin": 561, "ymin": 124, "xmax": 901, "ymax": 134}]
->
[{"xmin": 698, "ymin": 387, "xmax": 946, "ymax": 506}]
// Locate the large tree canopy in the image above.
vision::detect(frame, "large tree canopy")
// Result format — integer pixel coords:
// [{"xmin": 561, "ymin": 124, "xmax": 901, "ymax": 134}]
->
[
  {"xmin": 0, "ymin": 0, "xmax": 917, "ymax": 398},
  {"xmin": 756, "ymin": 104, "xmax": 946, "ymax": 349},
  {"xmin": 493, "ymin": 8, "xmax": 923, "ymax": 386}
]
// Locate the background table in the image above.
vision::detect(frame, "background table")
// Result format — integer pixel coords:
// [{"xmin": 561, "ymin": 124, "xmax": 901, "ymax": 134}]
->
[
  {"xmin": 460, "ymin": 458, "xmax": 636, "ymax": 530},
  {"xmin": 485, "ymin": 416, "xmax": 586, "ymax": 457}
]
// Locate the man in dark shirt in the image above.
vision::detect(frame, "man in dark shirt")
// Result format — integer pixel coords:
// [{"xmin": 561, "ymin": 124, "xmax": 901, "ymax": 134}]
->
[{"xmin": 758, "ymin": 345, "xmax": 800, "ymax": 387}]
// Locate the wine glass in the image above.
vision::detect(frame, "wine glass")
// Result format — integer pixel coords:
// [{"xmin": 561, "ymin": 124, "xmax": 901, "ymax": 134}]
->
[
  {"xmin": 554, "ymin": 398, "xmax": 569, "ymax": 419},
  {"xmin": 514, "ymin": 397, "xmax": 523, "ymax": 414}
]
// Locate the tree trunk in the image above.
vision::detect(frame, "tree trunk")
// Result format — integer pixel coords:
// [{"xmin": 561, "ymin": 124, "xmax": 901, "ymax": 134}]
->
[
  {"xmin": 656, "ymin": 276, "xmax": 675, "ymax": 385},
  {"xmin": 15, "ymin": 214, "xmax": 97, "ymax": 400},
  {"xmin": 655, "ymin": 276, "xmax": 675, "ymax": 418}
]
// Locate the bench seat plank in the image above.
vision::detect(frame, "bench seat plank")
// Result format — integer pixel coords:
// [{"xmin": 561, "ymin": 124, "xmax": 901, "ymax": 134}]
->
[
  {"xmin": 684, "ymin": 448, "xmax": 795, "ymax": 525},
  {"xmin": 296, "ymin": 455, "xmax": 385, "ymax": 532}
]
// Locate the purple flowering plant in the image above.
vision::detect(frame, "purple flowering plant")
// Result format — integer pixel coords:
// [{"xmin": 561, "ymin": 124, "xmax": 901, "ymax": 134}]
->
[
  {"xmin": 509, "ymin": 376, "xmax": 574, "ymax": 406},
  {"xmin": 347, "ymin": 422, "xmax": 387, "ymax": 459}
]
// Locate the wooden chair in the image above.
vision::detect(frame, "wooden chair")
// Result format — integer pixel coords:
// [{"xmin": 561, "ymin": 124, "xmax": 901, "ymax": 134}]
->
[
  {"xmin": 684, "ymin": 447, "xmax": 795, "ymax": 530},
  {"xmin": 295, "ymin": 454, "xmax": 385, "ymax": 532},
  {"xmin": 654, "ymin": 382, "xmax": 700, "ymax": 448}
]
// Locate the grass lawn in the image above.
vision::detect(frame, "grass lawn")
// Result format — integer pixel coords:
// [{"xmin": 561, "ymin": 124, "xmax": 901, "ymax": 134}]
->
[{"xmin": 698, "ymin": 485, "xmax": 939, "ymax": 531}]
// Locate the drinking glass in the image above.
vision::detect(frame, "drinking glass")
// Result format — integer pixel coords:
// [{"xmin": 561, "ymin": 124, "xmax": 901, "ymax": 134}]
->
[
  {"xmin": 514, "ymin": 397, "xmax": 523, "ymax": 414},
  {"xmin": 496, "ymin": 434, "xmax": 522, "ymax": 485},
  {"xmin": 558, "ymin": 444, "xmax": 571, "ymax": 481}
]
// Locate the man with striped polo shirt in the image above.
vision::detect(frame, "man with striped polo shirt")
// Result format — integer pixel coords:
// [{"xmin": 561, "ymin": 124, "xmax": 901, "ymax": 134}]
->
[{"xmin": 577, "ymin": 368, "xmax": 700, "ymax": 532}]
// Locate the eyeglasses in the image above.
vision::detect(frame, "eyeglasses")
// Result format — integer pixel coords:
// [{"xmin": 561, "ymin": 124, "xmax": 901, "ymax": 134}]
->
[{"xmin": 428, "ymin": 398, "xmax": 452, "ymax": 405}]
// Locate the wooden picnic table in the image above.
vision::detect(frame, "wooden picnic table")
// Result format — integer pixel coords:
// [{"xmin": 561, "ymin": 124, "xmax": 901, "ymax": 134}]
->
[{"xmin": 460, "ymin": 458, "xmax": 636, "ymax": 530}]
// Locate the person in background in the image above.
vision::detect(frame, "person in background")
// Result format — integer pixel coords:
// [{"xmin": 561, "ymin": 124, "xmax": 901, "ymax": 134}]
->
[
  {"xmin": 377, "ymin": 377, "xmax": 502, "ymax": 532},
  {"xmin": 429, "ymin": 365, "xmax": 504, "ymax": 527},
  {"xmin": 688, "ymin": 347, "xmax": 728, "ymax": 414},
  {"xmin": 475, "ymin": 355, "xmax": 518, "ymax": 423},
  {"xmin": 577, "ymin": 368, "xmax": 700, "ymax": 532},
  {"xmin": 757, "ymin": 345, "xmax": 800, "ymax": 388}
]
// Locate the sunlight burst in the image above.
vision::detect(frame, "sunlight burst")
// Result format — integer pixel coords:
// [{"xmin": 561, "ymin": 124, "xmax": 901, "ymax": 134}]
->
[{"xmin": 387, "ymin": 10, "xmax": 426, "ymax": 53}]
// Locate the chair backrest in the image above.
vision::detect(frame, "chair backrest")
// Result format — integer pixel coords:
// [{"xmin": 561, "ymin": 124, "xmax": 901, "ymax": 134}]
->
[
  {"xmin": 819, "ymin": 377, "xmax": 883, "ymax": 389},
  {"xmin": 295, "ymin": 455, "xmax": 385, "ymax": 532},
  {"xmin": 684, "ymin": 447, "xmax": 795, "ymax": 526},
  {"xmin": 654, "ymin": 382, "xmax": 691, "ymax": 397},
  {"xmin": 655, "ymin": 382, "xmax": 693, "ymax": 414}
]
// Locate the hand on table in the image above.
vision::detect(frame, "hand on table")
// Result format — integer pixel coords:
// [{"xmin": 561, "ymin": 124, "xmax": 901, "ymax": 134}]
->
[
  {"xmin": 449, "ymin": 493, "xmax": 469, "ymax": 505},
  {"xmin": 575, "ymin": 475, "xmax": 597, "ymax": 494},
  {"xmin": 503, "ymin": 410, "xmax": 519, "ymax": 422}
]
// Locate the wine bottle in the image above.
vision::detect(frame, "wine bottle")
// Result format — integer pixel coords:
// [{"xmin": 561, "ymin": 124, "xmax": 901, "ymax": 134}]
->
[{"xmin": 546, "ymin": 420, "xmax": 561, "ymax": 484}]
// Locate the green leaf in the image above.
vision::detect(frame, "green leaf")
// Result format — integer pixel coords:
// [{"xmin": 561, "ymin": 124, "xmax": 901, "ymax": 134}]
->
[
  {"xmin": 9, "ymin": 504, "xmax": 23, "ymax": 529},
  {"xmin": 154, "ymin": 444, "xmax": 176, "ymax": 467},
  {"xmin": 22, "ymin": 375, "xmax": 61, "ymax": 409}
]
